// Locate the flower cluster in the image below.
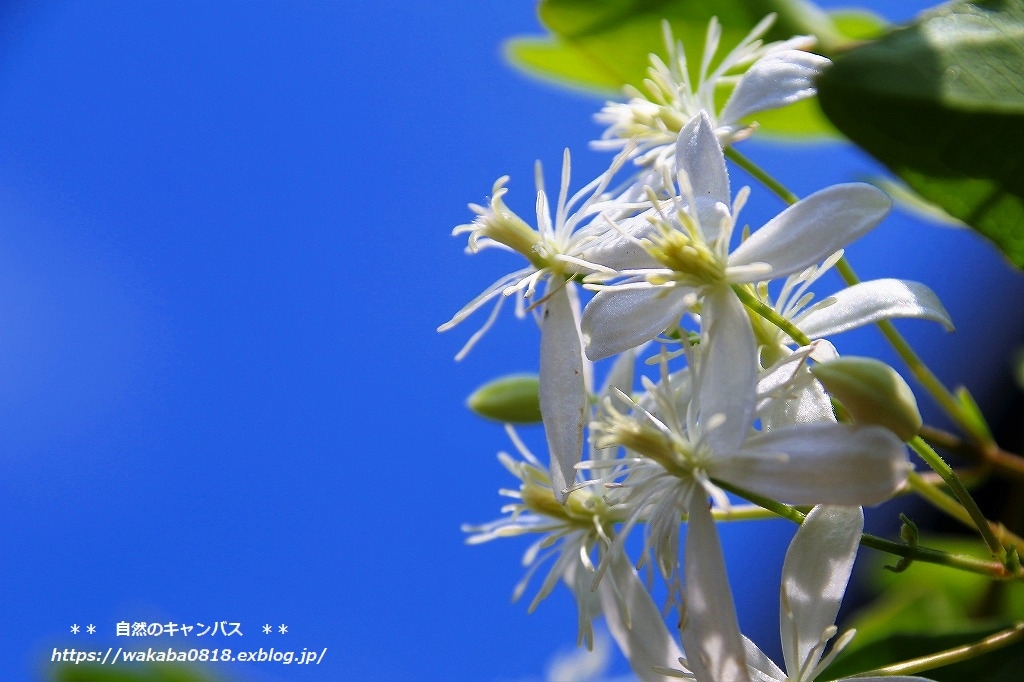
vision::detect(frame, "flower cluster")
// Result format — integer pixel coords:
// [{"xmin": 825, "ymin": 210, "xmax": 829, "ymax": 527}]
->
[{"xmin": 443, "ymin": 15, "xmax": 952, "ymax": 682}]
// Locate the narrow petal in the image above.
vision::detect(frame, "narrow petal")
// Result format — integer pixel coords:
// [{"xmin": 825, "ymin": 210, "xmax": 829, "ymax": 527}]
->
[
  {"xmin": 715, "ymin": 424, "xmax": 910, "ymax": 506},
  {"xmin": 598, "ymin": 551, "xmax": 689, "ymax": 682},
  {"xmin": 540, "ymin": 280, "xmax": 587, "ymax": 502},
  {"xmin": 682, "ymin": 496, "xmax": 752, "ymax": 682},
  {"xmin": 582, "ymin": 286, "xmax": 693, "ymax": 361},
  {"xmin": 780, "ymin": 505, "xmax": 863, "ymax": 677},
  {"xmin": 728, "ymin": 184, "xmax": 891, "ymax": 281},
  {"xmin": 742, "ymin": 637, "xmax": 785, "ymax": 681},
  {"xmin": 698, "ymin": 285, "xmax": 757, "ymax": 454},
  {"xmin": 676, "ymin": 111, "xmax": 731, "ymax": 236},
  {"xmin": 798, "ymin": 279, "xmax": 954, "ymax": 339},
  {"xmin": 720, "ymin": 50, "xmax": 830, "ymax": 125}
]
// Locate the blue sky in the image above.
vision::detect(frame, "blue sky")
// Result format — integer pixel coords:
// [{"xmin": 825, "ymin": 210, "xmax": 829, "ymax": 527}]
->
[{"xmin": 1, "ymin": 1, "xmax": 1022, "ymax": 680}]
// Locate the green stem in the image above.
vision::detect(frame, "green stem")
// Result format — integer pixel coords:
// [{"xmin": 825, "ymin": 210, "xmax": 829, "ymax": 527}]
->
[
  {"xmin": 907, "ymin": 471, "xmax": 1024, "ymax": 551},
  {"xmin": 846, "ymin": 622, "xmax": 1024, "ymax": 678},
  {"xmin": 725, "ymin": 148, "xmax": 798, "ymax": 206},
  {"xmin": 835, "ymin": 258, "xmax": 992, "ymax": 446},
  {"xmin": 910, "ymin": 436, "xmax": 1005, "ymax": 560},
  {"xmin": 711, "ymin": 478, "xmax": 1009, "ymax": 579},
  {"xmin": 726, "ymin": 146, "xmax": 995, "ymax": 447},
  {"xmin": 731, "ymin": 284, "xmax": 811, "ymax": 346}
]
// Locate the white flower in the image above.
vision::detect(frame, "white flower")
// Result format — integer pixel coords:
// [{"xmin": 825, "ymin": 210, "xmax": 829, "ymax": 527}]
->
[
  {"xmin": 439, "ymin": 148, "xmax": 624, "ymax": 359},
  {"xmin": 739, "ymin": 505, "xmax": 935, "ymax": 682},
  {"xmin": 462, "ymin": 425, "xmax": 615, "ymax": 649},
  {"xmin": 589, "ymin": 297, "xmax": 911, "ymax": 610},
  {"xmin": 750, "ymin": 250, "xmax": 954, "ymax": 367},
  {"xmin": 593, "ymin": 15, "xmax": 828, "ymax": 178},
  {"xmin": 581, "ymin": 110, "xmax": 892, "ymax": 362},
  {"xmin": 440, "ymin": 149, "xmax": 632, "ymax": 500}
]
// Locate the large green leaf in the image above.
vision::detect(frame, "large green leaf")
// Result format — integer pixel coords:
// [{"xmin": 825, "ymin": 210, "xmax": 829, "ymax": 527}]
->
[
  {"xmin": 817, "ymin": 0, "xmax": 1024, "ymax": 269},
  {"xmin": 505, "ymin": 0, "xmax": 887, "ymax": 137}
]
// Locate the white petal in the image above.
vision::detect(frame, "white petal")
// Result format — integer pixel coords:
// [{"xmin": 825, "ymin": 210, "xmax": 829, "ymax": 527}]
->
[
  {"xmin": 676, "ymin": 111, "xmax": 731, "ymax": 236},
  {"xmin": 780, "ymin": 505, "xmax": 863, "ymax": 677},
  {"xmin": 598, "ymin": 551, "xmax": 688, "ymax": 682},
  {"xmin": 698, "ymin": 285, "xmax": 757, "ymax": 454},
  {"xmin": 798, "ymin": 279, "xmax": 954, "ymax": 339},
  {"xmin": 720, "ymin": 50, "xmax": 831, "ymax": 125},
  {"xmin": 742, "ymin": 636, "xmax": 785, "ymax": 681},
  {"xmin": 715, "ymin": 424, "xmax": 910, "ymax": 506},
  {"xmin": 540, "ymin": 280, "xmax": 587, "ymax": 502},
  {"xmin": 682, "ymin": 496, "xmax": 752, "ymax": 682},
  {"xmin": 582, "ymin": 286, "xmax": 693, "ymax": 361},
  {"xmin": 578, "ymin": 212, "xmax": 662, "ymax": 272},
  {"xmin": 728, "ymin": 184, "xmax": 891, "ymax": 281}
]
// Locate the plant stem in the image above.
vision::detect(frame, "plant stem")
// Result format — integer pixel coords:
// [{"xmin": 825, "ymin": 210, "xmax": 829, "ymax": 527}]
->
[
  {"xmin": 731, "ymin": 284, "xmax": 812, "ymax": 345},
  {"xmin": 922, "ymin": 424, "xmax": 1024, "ymax": 482},
  {"xmin": 846, "ymin": 622, "xmax": 1024, "ymax": 678},
  {"xmin": 711, "ymin": 478, "xmax": 1010, "ymax": 579},
  {"xmin": 909, "ymin": 436, "xmax": 1006, "ymax": 560}
]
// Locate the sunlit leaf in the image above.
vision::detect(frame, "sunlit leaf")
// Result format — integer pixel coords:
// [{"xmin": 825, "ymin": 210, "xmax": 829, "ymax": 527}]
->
[
  {"xmin": 817, "ymin": 0, "xmax": 1024, "ymax": 268},
  {"xmin": 505, "ymin": 0, "xmax": 886, "ymax": 137}
]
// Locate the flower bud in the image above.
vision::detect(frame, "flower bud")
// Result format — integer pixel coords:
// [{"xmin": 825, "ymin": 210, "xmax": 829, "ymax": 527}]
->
[
  {"xmin": 810, "ymin": 357, "xmax": 922, "ymax": 441},
  {"xmin": 467, "ymin": 373, "xmax": 542, "ymax": 424}
]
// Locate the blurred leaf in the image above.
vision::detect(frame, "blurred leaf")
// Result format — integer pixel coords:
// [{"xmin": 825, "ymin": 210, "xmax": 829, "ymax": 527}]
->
[
  {"xmin": 505, "ymin": 0, "xmax": 886, "ymax": 137},
  {"xmin": 51, "ymin": 663, "xmax": 216, "ymax": 682},
  {"xmin": 817, "ymin": 0, "xmax": 1024, "ymax": 269},
  {"xmin": 869, "ymin": 176, "xmax": 968, "ymax": 228},
  {"xmin": 467, "ymin": 373, "xmax": 542, "ymax": 423}
]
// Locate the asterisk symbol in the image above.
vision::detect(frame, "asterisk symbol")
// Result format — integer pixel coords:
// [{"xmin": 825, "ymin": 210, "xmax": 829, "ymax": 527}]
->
[
  {"xmin": 278, "ymin": 624, "xmax": 288, "ymax": 634},
  {"xmin": 70, "ymin": 624, "xmax": 80, "ymax": 634},
  {"xmin": 86, "ymin": 624, "xmax": 96, "ymax": 634},
  {"xmin": 262, "ymin": 624, "xmax": 272, "ymax": 634}
]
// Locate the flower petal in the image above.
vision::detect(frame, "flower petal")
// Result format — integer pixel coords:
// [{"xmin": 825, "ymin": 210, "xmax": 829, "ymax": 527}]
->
[
  {"xmin": 598, "ymin": 550, "xmax": 689, "ymax": 682},
  {"xmin": 540, "ymin": 280, "xmax": 588, "ymax": 502},
  {"xmin": 582, "ymin": 285, "xmax": 693, "ymax": 361},
  {"xmin": 699, "ymin": 285, "xmax": 757, "ymax": 454},
  {"xmin": 682, "ymin": 495, "xmax": 752, "ymax": 682},
  {"xmin": 742, "ymin": 636, "xmax": 785, "ymax": 681},
  {"xmin": 720, "ymin": 50, "xmax": 831, "ymax": 125},
  {"xmin": 715, "ymin": 424, "xmax": 910, "ymax": 506},
  {"xmin": 677, "ymin": 111, "xmax": 731, "ymax": 238},
  {"xmin": 728, "ymin": 184, "xmax": 891, "ymax": 282},
  {"xmin": 577, "ymin": 212, "xmax": 662, "ymax": 272},
  {"xmin": 780, "ymin": 505, "xmax": 863, "ymax": 677},
  {"xmin": 798, "ymin": 279, "xmax": 954, "ymax": 339}
]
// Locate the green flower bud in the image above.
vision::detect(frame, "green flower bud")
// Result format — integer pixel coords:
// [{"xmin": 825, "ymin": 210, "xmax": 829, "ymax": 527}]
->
[
  {"xmin": 811, "ymin": 357, "xmax": 922, "ymax": 441},
  {"xmin": 467, "ymin": 373, "xmax": 542, "ymax": 424}
]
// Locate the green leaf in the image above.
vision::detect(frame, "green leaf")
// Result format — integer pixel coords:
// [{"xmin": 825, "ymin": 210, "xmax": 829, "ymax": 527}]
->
[
  {"xmin": 505, "ymin": 0, "xmax": 886, "ymax": 137},
  {"xmin": 817, "ymin": 0, "xmax": 1024, "ymax": 269},
  {"xmin": 467, "ymin": 373, "xmax": 542, "ymax": 423},
  {"xmin": 51, "ymin": 663, "xmax": 217, "ymax": 682}
]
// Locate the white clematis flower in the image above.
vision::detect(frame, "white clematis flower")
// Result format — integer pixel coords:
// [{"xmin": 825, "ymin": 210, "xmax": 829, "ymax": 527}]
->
[
  {"xmin": 440, "ymin": 149, "xmax": 635, "ymax": 500},
  {"xmin": 593, "ymin": 15, "xmax": 828, "ymax": 185},
  {"xmin": 750, "ymin": 250, "xmax": 954, "ymax": 368},
  {"xmin": 581, "ymin": 110, "xmax": 892, "ymax": 362},
  {"xmin": 589, "ymin": 298, "xmax": 911, "ymax": 619},
  {"xmin": 739, "ymin": 505, "xmax": 935, "ymax": 682},
  {"xmin": 462, "ymin": 425, "xmax": 616, "ymax": 649}
]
